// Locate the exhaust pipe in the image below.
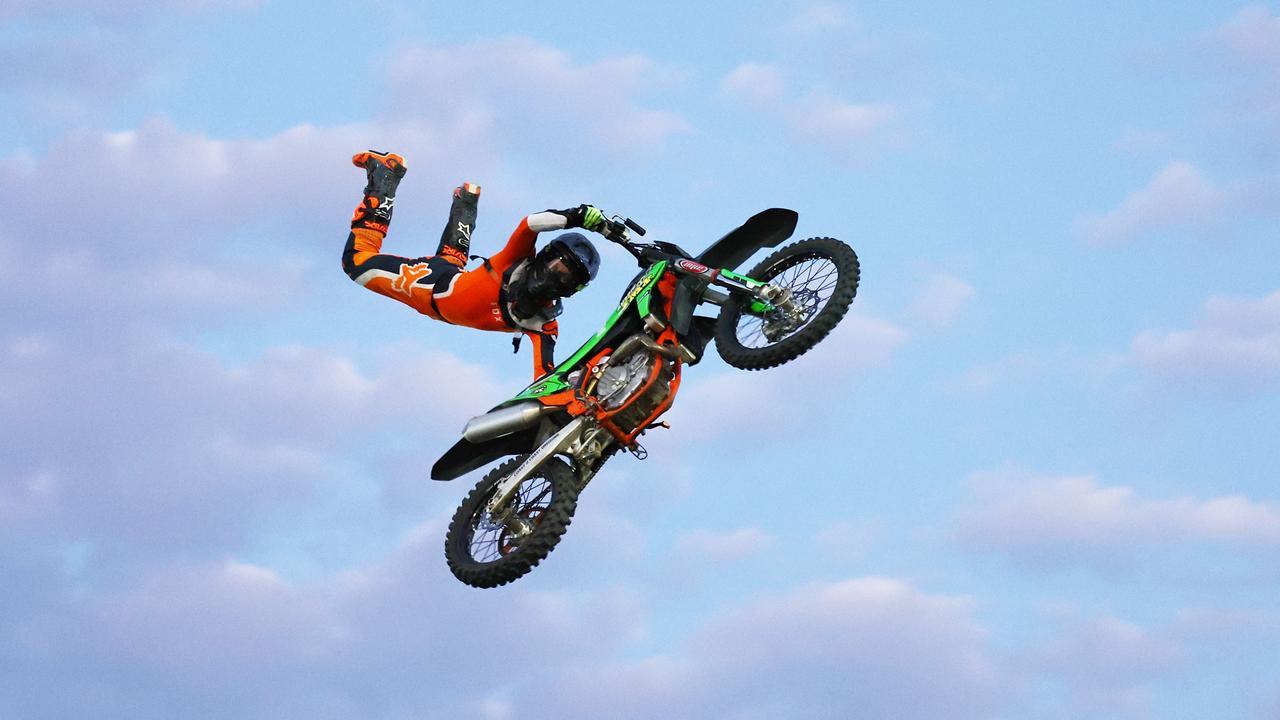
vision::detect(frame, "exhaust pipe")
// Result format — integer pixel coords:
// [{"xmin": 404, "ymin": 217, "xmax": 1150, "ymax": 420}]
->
[{"xmin": 463, "ymin": 402, "xmax": 548, "ymax": 443}]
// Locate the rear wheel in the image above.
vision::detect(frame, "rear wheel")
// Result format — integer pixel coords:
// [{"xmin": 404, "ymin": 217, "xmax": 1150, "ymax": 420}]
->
[
  {"xmin": 714, "ymin": 237, "xmax": 859, "ymax": 370},
  {"xmin": 445, "ymin": 456, "xmax": 580, "ymax": 588}
]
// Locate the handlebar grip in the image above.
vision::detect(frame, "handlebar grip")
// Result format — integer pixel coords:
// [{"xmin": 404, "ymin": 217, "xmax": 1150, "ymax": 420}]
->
[{"xmin": 624, "ymin": 218, "xmax": 646, "ymax": 236}]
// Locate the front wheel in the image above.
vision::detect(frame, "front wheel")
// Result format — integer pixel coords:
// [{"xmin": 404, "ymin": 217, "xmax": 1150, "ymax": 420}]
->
[
  {"xmin": 445, "ymin": 456, "xmax": 580, "ymax": 588},
  {"xmin": 714, "ymin": 237, "xmax": 860, "ymax": 370}
]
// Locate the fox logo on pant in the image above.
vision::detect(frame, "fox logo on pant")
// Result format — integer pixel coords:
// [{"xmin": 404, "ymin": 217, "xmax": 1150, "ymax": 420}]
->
[{"xmin": 393, "ymin": 262, "xmax": 432, "ymax": 295}]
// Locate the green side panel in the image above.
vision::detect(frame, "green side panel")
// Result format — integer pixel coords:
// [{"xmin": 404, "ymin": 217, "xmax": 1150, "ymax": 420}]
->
[
  {"xmin": 512, "ymin": 375, "xmax": 571, "ymax": 400},
  {"xmin": 636, "ymin": 260, "xmax": 668, "ymax": 317},
  {"xmin": 508, "ymin": 262, "xmax": 667, "ymax": 404}
]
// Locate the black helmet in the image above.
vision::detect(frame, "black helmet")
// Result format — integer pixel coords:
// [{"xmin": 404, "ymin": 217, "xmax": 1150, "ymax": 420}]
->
[
  {"xmin": 511, "ymin": 233, "xmax": 601, "ymax": 320},
  {"xmin": 550, "ymin": 233, "xmax": 600, "ymax": 286},
  {"xmin": 531, "ymin": 232, "xmax": 600, "ymax": 296}
]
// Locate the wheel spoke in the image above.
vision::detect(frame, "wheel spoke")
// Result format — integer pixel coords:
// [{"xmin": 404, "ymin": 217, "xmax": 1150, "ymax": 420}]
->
[
  {"xmin": 466, "ymin": 472, "xmax": 557, "ymax": 563},
  {"xmin": 808, "ymin": 269, "xmax": 835, "ymax": 289},
  {"xmin": 797, "ymin": 260, "xmax": 820, "ymax": 287},
  {"xmin": 735, "ymin": 255, "xmax": 841, "ymax": 348}
]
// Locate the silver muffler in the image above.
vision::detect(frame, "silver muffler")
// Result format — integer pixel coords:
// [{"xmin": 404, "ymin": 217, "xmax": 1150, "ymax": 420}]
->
[{"xmin": 463, "ymin": 402, "xmax": 548, "ymax": 443}]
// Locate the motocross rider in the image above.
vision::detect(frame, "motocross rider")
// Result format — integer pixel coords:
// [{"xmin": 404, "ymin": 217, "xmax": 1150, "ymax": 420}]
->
[{"xmin": 341, "ymin": 150, "xmax": 607, "ymax": 377}]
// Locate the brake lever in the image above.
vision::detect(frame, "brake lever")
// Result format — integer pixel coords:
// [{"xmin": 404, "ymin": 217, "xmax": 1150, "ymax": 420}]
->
[
  {"xmin": 604, "ymin": 214, "xmax": 648, "ymax": 267},
  {"xmin": 603, "ymin": 215, "xmax": 630, "ymax": 243}
]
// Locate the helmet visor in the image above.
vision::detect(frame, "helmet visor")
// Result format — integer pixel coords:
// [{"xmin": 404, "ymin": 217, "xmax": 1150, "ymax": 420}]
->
[{"xmin": 538, "ymin": 243, "xmax": 590, "ymax": 295}]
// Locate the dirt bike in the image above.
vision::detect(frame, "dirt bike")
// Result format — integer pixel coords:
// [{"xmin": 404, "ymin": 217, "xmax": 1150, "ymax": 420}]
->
[{"xmin": 432, "ymin": 209, "xmax": 860, "ymax": 588}]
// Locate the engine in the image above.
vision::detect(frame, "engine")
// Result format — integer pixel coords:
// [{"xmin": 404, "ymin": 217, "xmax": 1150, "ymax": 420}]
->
[{"xmin": 592, "ymin": 349, "xmax": 675, "ymax": 434}]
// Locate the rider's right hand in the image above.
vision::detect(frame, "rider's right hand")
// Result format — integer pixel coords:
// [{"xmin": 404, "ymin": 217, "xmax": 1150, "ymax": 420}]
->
[{"xmin": 559, "ymin": 204, "xmax": 607, "ymax": 233}]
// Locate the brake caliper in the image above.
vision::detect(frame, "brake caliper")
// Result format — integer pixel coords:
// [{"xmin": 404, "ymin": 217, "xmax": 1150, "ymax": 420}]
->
[{"xmin": 757, "ymin": 285, "xmax": 805, "ymax": 341}]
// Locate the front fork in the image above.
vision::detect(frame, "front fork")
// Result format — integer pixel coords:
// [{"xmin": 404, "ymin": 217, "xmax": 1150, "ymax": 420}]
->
[
  {"xmin": 483, "ymin": 417, "xmax": 588, "ymax": 536},
  {"xmin": 709, "ymin": 269, "xmax": 805, "ymax": 339}
]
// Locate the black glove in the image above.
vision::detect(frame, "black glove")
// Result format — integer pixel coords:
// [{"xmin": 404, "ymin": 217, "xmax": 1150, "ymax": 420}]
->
[
  {"xmin": 350, "ymin": 150, "xmax": 407, "ymax": 231},
  {"xmin": 555, "ymin": 204, "xmax": 606, "ymax": 233}
]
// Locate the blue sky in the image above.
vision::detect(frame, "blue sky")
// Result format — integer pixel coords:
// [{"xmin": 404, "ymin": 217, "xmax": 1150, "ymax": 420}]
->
[{"xmin": 2, "ymin": 2, "xmax": 1279, "ymax": 718}]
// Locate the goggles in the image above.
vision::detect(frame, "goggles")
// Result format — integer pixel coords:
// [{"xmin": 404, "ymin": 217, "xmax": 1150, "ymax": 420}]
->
[{"xmin": 535, "ymin": 242, "xmax": 590, "ymax": 295}]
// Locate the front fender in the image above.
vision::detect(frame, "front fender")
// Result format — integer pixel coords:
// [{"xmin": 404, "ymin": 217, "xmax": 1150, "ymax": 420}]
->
[
  {"xmin": 430, "ymin": 428, "xmax": 537, "ymax": 481},
  {"xmin": 696, "ymin": 208, "xmax": 798, "ymax": 271}
]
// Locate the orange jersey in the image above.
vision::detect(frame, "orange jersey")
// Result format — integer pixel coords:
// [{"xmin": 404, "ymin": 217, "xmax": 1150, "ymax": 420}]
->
[{"xmin": 342, "ymin": 213, "xmax": 569, "ymax": 376}]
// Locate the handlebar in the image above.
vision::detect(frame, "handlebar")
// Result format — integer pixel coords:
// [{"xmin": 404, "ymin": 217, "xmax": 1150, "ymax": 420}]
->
[
  {"xmin": 602, "ymin": 215, "xmax": 645, "ymax": 240},
  {"xmin": 603, "ymin": 213, "xmax": 665, "ymax": 267},
  {"xmin": 602, "ymin": 214, "xmax": 642, "ymax": 264}
]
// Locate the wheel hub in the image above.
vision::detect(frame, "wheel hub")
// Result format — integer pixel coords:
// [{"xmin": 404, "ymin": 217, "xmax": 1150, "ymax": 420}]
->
[{"xmin": 498, "ymin": 507, "xmax": 545, "ymax": 556}]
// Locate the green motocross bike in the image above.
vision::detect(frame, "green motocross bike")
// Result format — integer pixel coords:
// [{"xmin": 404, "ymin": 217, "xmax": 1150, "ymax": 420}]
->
[{"xmin": 433, "ymin": 209, "xmax": 860, "ymax": 588}]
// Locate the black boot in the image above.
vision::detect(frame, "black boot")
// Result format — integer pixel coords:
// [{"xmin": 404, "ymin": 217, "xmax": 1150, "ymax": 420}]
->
[
  {"xmin": 350, "ymin": 150, "xmax": 407, "ymax": 232},
  {"xmin": 436, "ymin": 182, "xmax": 480, "ymax": 265}
]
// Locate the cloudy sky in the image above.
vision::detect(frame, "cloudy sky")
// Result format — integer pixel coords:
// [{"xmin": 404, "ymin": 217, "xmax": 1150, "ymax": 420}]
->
[{"xmin": 2, "ymin": 1, "xmax": 1279, "ymax": 718}]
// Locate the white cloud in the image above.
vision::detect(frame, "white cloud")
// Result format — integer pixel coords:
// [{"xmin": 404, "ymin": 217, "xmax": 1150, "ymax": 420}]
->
[
  {"xmin": 0, "ymin": 31, "xmax": 150, "ymax": 109},
  {"xmin": 0, "ymin": 470, "xmax": 59, "ymax": 522},
  {"xmin": 810, "ymin": 519, "xmax": 883, "ymax": 563},
  {"xmin": 1096, "ymin": 6, "xmax": 1280, "ymax": 253},
  {"xmin": 0, "ymin": 1, "xmax": 264, "ymax": 124},
  {"xmin": 1213, "ymin": 5, "xmax": 1280, "ymax": 63},
  {"xmin": 1, "ymin": 0, "xmax": 261, "ymax": 21},
  {"xmin": 3, "ymin": 522, "xmax": 653, "ymax": 720},
  {"xmin": 0, "ymin": 26, "xmax": 695, "ymax": 604},
  {"xmin": 719, "ymin": 57, "xmax": 909, "ymax": 167},
  {"xmin": 944, "ymin": 351, "xmax": 1049, "ymax": 396},
  {"xmin": 143, "ymin": 258, "xmax": 309, "ymax": 310},
  {"xmin": 1075, "ymin": 161, "xmax": 1227, "ymax": 245},
  {"xmin": 1130, "ymin": 288, "xmax": 1280, "ymax": 392},
  {"xmin": 0, "ymin": 115, "xmax": 522, "ymax": 336},
  {"xmin": 0, "ymin": 118, "xmax": 418, "ymax": 244},
  {"xmin": 954, "ymin": 467, "xmax": 1280, "ymax": 566},
  {"xmin": 1207, "ymin": 3, "xmax": 1280, "ymax": 111},
  {"xmin": 668, "ymin": 308, "xmax": 907, "ymax": 442},
  {"xmin": 784, "ymin": 90, "xmax": 904, "ymax": 164},
  {"xmin": 942, "ymin": 348, "xmax": 1121, "ymax": 397},
  {"xmin": 718, "ymin": 62, "xmax": 786, "ymax": 109},
  {"xmin": 386, "ymin": 37, "xmax": 690, "ymax": 159},
  {"xmin": 668, "ymin": 368, "xmax": 795, "ymax": 442},
  {"xmin": 0, "ymin": 336, "xmax": 502, "ymax": 564},
  {"xmin": 904, "ymin": 272, "xmax": 975, "ymax": 329},
  {"xmin": 1024, "ymin": 614, "xmax": 1184, "ymax": 717},
  {"xmin": 668, "ymin": 527, "xmax": 772, "ymax": 572},
  {"xmin": 94, "ymin": 558, "xmax": 338, "ymax": 667},
  {"xmin": 783, "ymin": 1, "xmax": 853, "ymax": 37},
  {"xmin": 1201, "ymin": 6, "xmax": 1280, "ymax": 149},
  {"xmin": 541, "ymin": 577, "xmax": 999, "ymax": 720},
  {"xmin": 806, "ymin": 308, "xmax": 911, "ymax": 369},
  {"xmin": 0, "ymin": 37, "xmax": 695, "ymax": 324},
  {"xmin": 1172, "ymin": 606, "xmax": 1280, "ymax": 642},
  {"xmin": 0, "ymin": 32, "xmax": 700, "ymax": 341},
  {"xmin": 944, "ymin": 289, "xmax": 1280, "ymax": 401},
  {"xmin": 1113, "ymin": 128, "xmax": 1177, "ymax": 157}
]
